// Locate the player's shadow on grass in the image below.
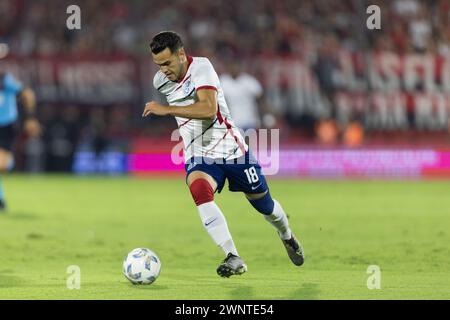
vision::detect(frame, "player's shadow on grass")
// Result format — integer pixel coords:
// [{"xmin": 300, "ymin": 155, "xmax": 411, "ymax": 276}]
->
[{"xmin": 289, "ymin": 282, "xmax": 320, "ymax": 300}]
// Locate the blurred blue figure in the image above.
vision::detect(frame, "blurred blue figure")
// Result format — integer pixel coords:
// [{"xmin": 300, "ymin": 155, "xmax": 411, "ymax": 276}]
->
[{"xmin": 0, "ymin": 71, "xmax": 39, "ymax": 211}]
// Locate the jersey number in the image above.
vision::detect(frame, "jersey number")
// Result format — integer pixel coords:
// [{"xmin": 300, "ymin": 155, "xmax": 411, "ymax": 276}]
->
[{"xmin": 244, "ymin": 167, "xmax": 259, "ymax": 184}]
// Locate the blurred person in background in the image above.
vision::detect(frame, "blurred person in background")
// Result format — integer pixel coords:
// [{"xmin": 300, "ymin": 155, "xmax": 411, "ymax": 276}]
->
[
  {"xmin": 313, "ymin": 33, "xmax": 340, "ymax": 119},
  {"xmin": 220, "ymin": 60, "xmax": 263, "ymax": 131},
  {"xmin": 1, "ymin": 0, "xmax": 448, "ymax": 156},
  {"xmin": 43, "ymin": 105, "xmax": 81, "ymax": 172},
  {"xmin": 315, "ymin": 118, "xmax": 339, "ymax": 145},
  {"xmin": 343, "ymin": 120, "xmax": 364, "ymax": 148},
  {"xmin": 0, "ymin": 71, "xmax": 39, "ymax": 211},
  {"xmin": 85, "ymin": 107, "xmax": 108, "ymax": 157}
]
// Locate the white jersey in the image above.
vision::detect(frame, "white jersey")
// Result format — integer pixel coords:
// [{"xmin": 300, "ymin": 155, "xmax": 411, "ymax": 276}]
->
[{"xmin": 153, "ymin": 56, "xmax": 248, "ymax": 162}]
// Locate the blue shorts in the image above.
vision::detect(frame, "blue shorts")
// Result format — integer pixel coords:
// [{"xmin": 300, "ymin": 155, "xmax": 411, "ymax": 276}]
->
[{"xmin": 185, "ymin": 151, "xmax": 268, "ymax": 194}]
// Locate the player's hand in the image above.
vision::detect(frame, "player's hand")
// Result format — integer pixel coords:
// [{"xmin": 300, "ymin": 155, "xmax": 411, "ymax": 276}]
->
[{"xmin": 142, "ymin": 101, "xmax": 169, "ymax": 117}]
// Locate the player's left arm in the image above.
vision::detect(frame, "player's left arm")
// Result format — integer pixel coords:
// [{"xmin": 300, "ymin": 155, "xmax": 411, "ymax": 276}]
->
[{"xmin": 142, "ymin": 88, "xmax": 217, "ymax": 120}]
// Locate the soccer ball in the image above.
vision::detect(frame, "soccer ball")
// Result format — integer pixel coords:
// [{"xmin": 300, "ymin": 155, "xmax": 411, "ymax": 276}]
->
[{"xmin": 123, "ymin": 248, "xmax": 161, "ymax": 285}]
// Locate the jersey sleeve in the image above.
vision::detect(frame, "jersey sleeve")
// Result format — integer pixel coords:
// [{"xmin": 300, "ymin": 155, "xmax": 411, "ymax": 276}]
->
[
  {"xmin": 191, "ymin": 59, "xmax": 219, "ymax": 92},
  {"xmin": 4, "ymin": 73, "xmax": 23, "ymax": 93}
]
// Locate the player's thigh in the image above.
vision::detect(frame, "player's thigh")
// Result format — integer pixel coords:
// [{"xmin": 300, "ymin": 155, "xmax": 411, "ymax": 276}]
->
[{"xmin": 186, "ymin": 170, "xmax": 218, "ymax": 191}]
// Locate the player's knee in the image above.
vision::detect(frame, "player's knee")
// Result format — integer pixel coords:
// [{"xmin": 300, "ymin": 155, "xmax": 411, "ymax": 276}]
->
[
  {"xmin": 189, "ymin": 179, "xmax": 214, "ymax": 206},
  {"xmin": 248, "ymin": 190, "xmax": 275, "ymax": 215}
]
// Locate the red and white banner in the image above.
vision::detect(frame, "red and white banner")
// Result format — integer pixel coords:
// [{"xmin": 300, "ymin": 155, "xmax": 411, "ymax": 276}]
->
[{"xmin": 2, "ymin": 52, "xmax": 450, "ymax": 130}]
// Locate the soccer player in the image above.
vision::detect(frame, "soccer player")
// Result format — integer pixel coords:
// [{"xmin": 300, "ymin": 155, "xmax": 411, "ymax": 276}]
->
[
  {"xmin": 143, "ymin": 31, "xmax": 304, "ymax": 277},
  {"xmin": 0, "ymin": 72, "xmax": 38, "ymax": 211}
]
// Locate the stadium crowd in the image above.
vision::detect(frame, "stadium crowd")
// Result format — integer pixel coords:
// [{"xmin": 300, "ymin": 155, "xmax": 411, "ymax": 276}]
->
[
  {"xmin": 1, "ymin": 0, "xmax": 449, "ymax": 171},
  {"xmin": 2, "ymin": 0, "xmax": 449, "ymax": 56}
]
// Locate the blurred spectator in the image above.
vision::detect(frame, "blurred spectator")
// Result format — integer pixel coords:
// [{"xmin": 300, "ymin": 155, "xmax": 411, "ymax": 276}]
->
[
  {"xmin": 409, "ymin": 4, "xmax": 432, "ymax": 52},
  {"xmin": 23, "ymin": 117, "xmax": 45, "ymax": 173},
  {"xmin": 1, "ymin": 0, "xmax": 449, "ymax": 163},
  {"xmin": 79, "ymin": 107, "xmax": 108, "ymax": 156},
  {"xmin": 0, "ymin": 0, "xmax": 446, "ymax": 59},
  {"xmin": 313, "ymin": 33, "xmax": 341, "ymax": 118},
  {"xmin": 343, "ymin": 121, "xmax": 364, "ymax": 148},
  {"xmin": 315, "ymin": 119, "xmax": 339, "ymax": 145},
  {"xmin": 0, "ymin": 0, "xmax": 444, "ymax": 67},
  {"xmin": 393, "ymin": 0, "xmax": 420, "ymax": 18},
  {"xmin": 43, "ymin": 105, "xmax": 81, "ymax": 172}
]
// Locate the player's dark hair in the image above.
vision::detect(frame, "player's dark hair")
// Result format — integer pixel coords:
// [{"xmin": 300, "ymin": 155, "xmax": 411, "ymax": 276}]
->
[{"xmin": 150, "ymin": 31, "xmax": 183, "ymax": 54}]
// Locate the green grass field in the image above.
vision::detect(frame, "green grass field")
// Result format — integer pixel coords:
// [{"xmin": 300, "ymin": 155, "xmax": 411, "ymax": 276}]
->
[{"xmin": 0, "ymin": 175, "xmax": 449, "ymax": 300}]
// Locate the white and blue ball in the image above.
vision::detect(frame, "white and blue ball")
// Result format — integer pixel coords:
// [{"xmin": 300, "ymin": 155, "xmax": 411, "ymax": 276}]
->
[{"xmin": 123, "ymin": 248, "xmax": 161, "ymax": 285}]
